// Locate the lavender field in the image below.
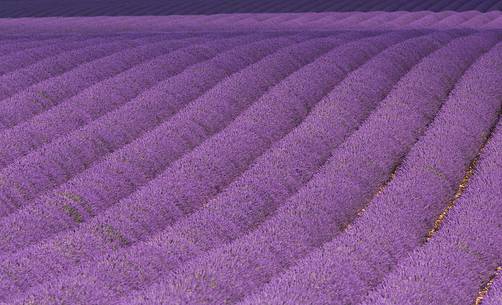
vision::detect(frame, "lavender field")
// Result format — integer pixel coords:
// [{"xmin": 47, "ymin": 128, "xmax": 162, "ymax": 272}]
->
[{"xmin": 0, "ymin": 6, "xmax": 501, "ymax": 305}]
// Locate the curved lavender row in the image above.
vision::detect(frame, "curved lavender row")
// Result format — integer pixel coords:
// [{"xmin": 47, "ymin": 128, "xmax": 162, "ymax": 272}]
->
[
  {"xmin": 435, "ymin": 10, "xmax": 480, "ymax": 27},
  {"xmin": 355, "ymin": 13, "xmax": 401, "ymax": 28},
  {"xmin": 483, "ymin": 16, "xmax": 502, "ymax": 28},
  {"xmin": 276, "ymin": 13, "xmax": 331, "ymax": 25},
  {"xmin": 0, "ymin": 33, "xmax": 213, "ymax": 132},
  {"xmin": 187, "ymin": 11, "xmax": 439, "ymax": 30},
  {"xmin": 3, "ymin": 14, "xmax": 370, "ymax": 35},
  {"xmin": 438, "ymin": 10, "xmax": 473, "ymax": 22},
  {"xmin": 2, "ymin": 13, "xmax": 502, "ymax": 34},
  {"xmin": 203, "ymin": 11, "xmax": 488, "ymax": 31},
  {"xmin": 406, "ymin": 11, "xmax": 453, "ymax": 28},
  {"xmin": 0, "ymin": 16, "xmax": 140, "ymax": 34},
  {"xmin": 360, "ymin": 118, "xmax": 502, "ymax": 305},
  {"xmin": 241, "ymin": 11, "xmax": 398, "ymax": 29},
  {"xmin": 0, "ymin": 32, "xmax": 308, "ymax": 254},
  {"xmin": 0, "ymin": 35, "xmax": 85, "ymax": 65},
  {"xmin": 413, "ymin": 11, "xmax": 488, "ymax": 28},
  {"xmin": 229, "ymin": 11, "xmax": 473, "ymax": 30},
  {"xmin": 177, "ymin": 12, "xmax": 494, "ymax": 31},
  {"xmin": 0, "ymin": 36, "xmax": 83, "ymax": 58},
  {"xmin": 240, "ymin": 33, "xmax": 502, "ymax": 305},
  {"xmin": 460, "ymin": 11, "xmax": 501, "ymax": 28},
  {"xmin": 0, "ymin": 35, "xmax": 121, "ymax": 76},
  {"xmin": 0, "ymin": 34, "xmax": 225, "ymax": 132},
  {"xmin": 484, "ymin": 272, "xmax": 502, "ymax": 305},
  {"xmin": 62, "ymin": 30, "xmax": 386, "ymax": 245},
  {"xmin": 0, "ymin": 37, "xmax": 139, "ymax": 100},
  {"xmin": 119, "ymin": 31, "xmax": 488, "ymax": 305},
  {"xmin": 318, "ymin": 11, "xmax": 468, "ymax": 29},
  {"xmin": 200, "ymin": 11, "xmax": 447, "ymax": 31},
  {"xmin": 350, "ymin": 12, "xmax": 430, "ymax": 28},
  {"xmin": 0, "ymin": 33, "xmax": 156, "ymax": 50},
  {"xmin": 385, "ymin": 11, "xmax": 431, "ymax": 27},
  {"xmin": 0, "ymin": 34, "xmax": 197, "ymax": 132},
  {"xmin": 0, "ymin": 34, "xmax": 182, "ymax": 100},
  {"xmin": 0, "ymin": 35, "xmax": 228, "ymax": 215},
  {"xmin": 23, "ymin": 29, "xmax": 452, "ymax": 305},
  {"xmin": 0, "ymin": 33, "xmax": 357, "ymax": 299},
  {"xmin": 386, "ymin": 12, "xmax": 451, "ymax": 29},
  {"xmin": 311, "ymin": 12, "xmax": 381, "ymax": 27}
]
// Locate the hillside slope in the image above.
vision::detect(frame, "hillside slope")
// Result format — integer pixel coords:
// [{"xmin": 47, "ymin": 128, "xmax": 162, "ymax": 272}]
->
[{"xmin": 0, "ymin": 12, "xmax": 501, "ymax": 305}]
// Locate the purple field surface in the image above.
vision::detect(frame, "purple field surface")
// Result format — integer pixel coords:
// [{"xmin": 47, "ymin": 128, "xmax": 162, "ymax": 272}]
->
[{"xmin": 0, "ymin": 11, "xmax": 502, "ymax": 305}]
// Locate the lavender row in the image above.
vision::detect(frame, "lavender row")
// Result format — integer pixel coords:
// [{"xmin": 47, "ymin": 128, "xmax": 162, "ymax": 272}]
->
[
  {"xmin": 361, "ymin": 119, "xmax": 502, "ymax": 305},
  {"xmin": 358, "ymin": 44, "xmax": 502, "ymax": 304},
  {"xmin": 240, "ymin": 33, "xmax": 502, "ymax": 305},
  {"xmin": 0, "ymin": 36, "xmax": 84, "ymax": 58},
  {"xmin": 24, "ymin": 27, "xmax": 454, "ymax": 302},
  {"xmin": 0, "ymin": 37, "xmax": 137, "ymax": 100},
  {"xmin": 0, "ymin": 33, "xmax": 357, "ymax": 299},
  {"xmin": 0, "ymin": 32, "xmax": 309, "ymax": 254},
  {"xmin": 259, "ymin": 11, "xmax": 495, "ymax": 29},
  {"xmin": 0, "ymin": 34, "xmax": 191, "ymax": 131},
  {"xmin": 0, "ymin": 33, "xmax": 213, "ymax": 131},
  {"xmin": 0, "ymin": 35, "xmax": 88, "ymax": 71},
  {"xmin": 0, "ymin": 34, "xmax": 195, "ymax": 100},
  {"xmin": 0, "ymin": 34, "xmax": 231, "ymax": 215},
  {"xmin": 0, "ymin": 34, "xmax": 126, "ymax": 76},
  {"xmin": 16, "ymin": 30, "xmax": 453, "ymax": 305},
  {"xmin": 223, "ymin": 12, "xmax": 500, "ymax": 30},
  {"xmin": 120, "ymin": 12, "xmax": 501, "ymax": 31},
  {"xmin": 150, "ymin": 12, "xmax": 476, "ymax": 29},
  {"xmin": 117, "ymin": 31, "xmax": 488, "ymax": 305},
  {"xmin": 3, "ymin": 13, "xmax": 500, "ymax": 34},
  {"xmin": 358, "ymin": 45, "xmax": 502, "ymax": 304}
]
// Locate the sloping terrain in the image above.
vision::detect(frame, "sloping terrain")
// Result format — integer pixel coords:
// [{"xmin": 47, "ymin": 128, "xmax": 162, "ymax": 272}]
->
[{"xmin": 0, "ymin": 11, "xmax": 501, "ymax": 305}]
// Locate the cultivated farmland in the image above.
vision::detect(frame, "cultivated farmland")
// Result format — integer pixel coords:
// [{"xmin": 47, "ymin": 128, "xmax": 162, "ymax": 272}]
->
[{"xmin": 0, "ymin": 10, "xmax": 501, "ymax": 305}]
